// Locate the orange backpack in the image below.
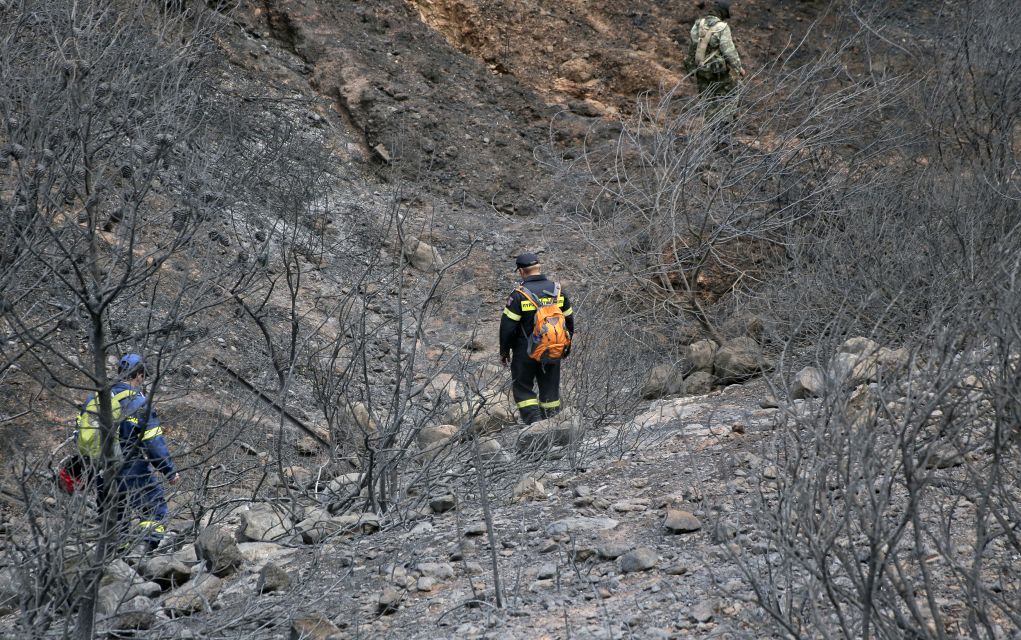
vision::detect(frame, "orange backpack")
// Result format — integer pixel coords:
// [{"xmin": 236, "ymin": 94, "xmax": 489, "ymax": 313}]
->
[{"xmin": 516, "ymin": 283, "xmax": 572, "ymax": 363}]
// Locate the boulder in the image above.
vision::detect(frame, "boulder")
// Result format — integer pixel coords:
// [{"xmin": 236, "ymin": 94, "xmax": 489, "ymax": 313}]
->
[
  {"xmin": 297, "ymin": 511, "xmax": 380, "ymax": 544},
  {"xmin": 429, "ymin": 494, "xmax": 457, "ymax": 514},
  {"xmin": 512, "ymin": 475, "xmax": 546, "ymax": 501},
  {"xmin": 280, "ymin": 466, "xmax": 312, "ymax": 489},
  {"xmin": 97, "ymin": 579, "xmax": 160, "ymax": 617},
  {"xmin": 720, "ymin": 312, "xmax": 765, "ymax": 342},
  {"xmin": 845, "ymin": 384, "xmax": 879, "ymax": 429},
  {"xmin": 0, "ymin": 566, "xmax": 19, "ymax": 615},
  {"xmin": 257, "ymin": 562, "xmax": 291, "ymax": 594},
  {"xmin": 681, "ymin": 371, "xmax": 714, "ymax": 396},
  {"xmin": 445, "ymin": 392, "xmax": 515, "ymax": 433},
  {"xmin": 664, "ymin": 509, "xmax": 702, "ymax": 534},
  {"xmin": 377, "ymin": 587, "xmax": 403, "ymax": 614},
  {"xmin": 877, "ymin": 346, "xmax": 910, "ymax": 369},
  {"xmin": 596, "ymin": 543, "xmax": 630, "ymax": 560},
  {"xmin": 829, "ymin": 352, "xmax": 878, "ymax": 386},
  {"xmin": 546, "ymin": 517, "xmax": 619, "ymax": 537},
  {"xmin": 641, "ymin": 364, "xmax": 685, "ymax": 399},
  {"xmin": 290, "ymin": 613, "xmax": 340, "ymax": 640},
  {"xmin": 403, "ymin": 235, "xmax": 443, "ymax": 273},
  {"xmin": 415, "ymin": 562, "xmax": 455, "ymax": 581},
  {"xmin": 292, "ymin": 436, "xmax": 323, "ymax": 456},
  {"xmin": 138, "ymin": 555, "xmax": 192, "ymax": 589},
  {"xmin": 686, "ymin": 340, "xmax": 718, "ymax": 372},
  {"xmin": 105, "ymin": 595, "xmax": 161, "ymax": 631},
  {"xmin": 239, "ymin": 504, "xmax": 293, "ymax": 543},
  {"xmin": 101, "ymin": 559, "xmax": 138, "ymax": 587},
  {"xmin": 516, "ymin": 410, "xmax": 582, "ymax": 454},
  {"xmin": 195, "ymin": 526, "xmax": 243, "ymax": 577},
  {"xmin": 714, "ymin": 337, "xmax": 768, "ymax": 383},
  {"xmin": 172, "ymin": 544, "xmax": 199, "ymax": 566},
  {"xmin": 417, "ymin": 424, "xmax": 458, "ymax": 451},
  {"xmin": 478, "ymin": 437, "xmax": 512, "ymax": 463},
  {"xmin": 838, "ymin": 336, "xmax": 880, "ymax": 356},
  {"xmin": 342, "ymin": 401, "xmax": 378, "ymax": 447},
  {"xmin": 619, "ymin": 547, "xmax": 658, "ymax": 573},
  {"xmin": 238, "ymin": 541, "xmax": 291, "ymax": 565},
  {"xmin": 791, "ymin": 366, "xmax": 825, "ymax": 399},
  {"xmin": 423, "ymin": 373, "xmax": 460, "ymax": 403},
  {"xmin": 326, "ymin": 473, "xmax": 364, "ymax": 496},
  {"xmin": 162, "ymin": 573, "xmax": 222, "ymax": 616}
]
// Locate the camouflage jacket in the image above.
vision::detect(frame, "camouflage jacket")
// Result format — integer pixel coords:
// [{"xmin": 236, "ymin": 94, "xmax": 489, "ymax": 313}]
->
[{"xmin": 685, "ymin": 16, "xmax": 743, "ymax": 76}]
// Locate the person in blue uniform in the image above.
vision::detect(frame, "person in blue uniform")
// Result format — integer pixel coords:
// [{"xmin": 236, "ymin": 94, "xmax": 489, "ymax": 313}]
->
[{"xmin": 89, "ymin": 353, "xmax": 179, "ymax": 551}]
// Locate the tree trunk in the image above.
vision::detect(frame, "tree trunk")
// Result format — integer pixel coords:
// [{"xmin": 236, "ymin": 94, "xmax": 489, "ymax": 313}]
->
[{"xmin": 72, "ymin": 316, "xmax": 113, "ymax": 640}]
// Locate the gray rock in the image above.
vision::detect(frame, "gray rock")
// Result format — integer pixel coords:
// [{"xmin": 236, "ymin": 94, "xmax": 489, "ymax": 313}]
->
[
  {"xmin": 403, "ymin": 235, "xmax": 443, "ymax": 272},
  {"xmin": 195, "ymin": 526, "xmax": 243, "ymax": 577},
  {"xmin": 478, "ymin": 437, "xmax": 512, "ymax": 463},
  {"xmin": 239, "ymin": 503, "xmax": 293, "ymax": 543},
  {"xmin": 105, "ymin": 595, "xmax": 161, "ymax": 631},
  {"xmin": 257, "ymin": 562, "xmax": 291, "ymax": 594},
  {"xmin": 829, "ymin": 352, "xmax": 878, "ymax": 386},
  {"xmin": 464, "ymin": 522, "xmax": 487, "ymax": 536},
  {"xmin": 162, "ymin": 573, "xmax": 222, "ymax": 616},
  {"xmin": 686, "ymin": 340, "xmax": 718, "ymax": 372},
  {"xmin": 279, "ymin": 466, "xmax": 312, "ymax": 489},
  {"xmin": 292, "ymin": 436, "xmax": 322, "ymax": 456},
  {"xmin": 101, "ymin": 559, "xmax": 138, "ymax": 587},
  {"xmin": 597, "ymin": 543, "xmax": 630, "ymax": 560},
  {"xmin": 429, "ymin": 494, "xmax": 457, "ymax": 513},
  {"xmin": 537, "ymin": 562, "xmax": 557, "ymax": 580},
  {"xmin": 513, "ymin": 475, "xmax": 546, "ymax": 500},
  {"xmin": 681, "ymin": 370, "xmax": 714, "ymax": 396},
  {"xmin": 139, "ymin": 555, "xmax": 192, "ymax": 589},
  {"xmin": 417, "ymin": 576, "xmax": 435, "ymax": 592},
  {"xmin": 172, "ymin": 543, "xmax": 199, "ymax": 566},
  {"xmin": 620, "ymin": 547, "xmax": 658, "ymax": 573},
  {"xmin": 238, "ymin": 541, "xmax": 289, "ymax": 565},
  {"xmin": 417, "ymin": 424, "xmax": 457, "ymax": 453},
  {"xmin": 326, "ymin": 472, "xmax": 364, "ymax": 496},
  {"xmin": 377, "ymin": 587, "xmax": 403, "ymax": 614},
  {"xmin": 710, "ymin": 520, "xmax": 738, "ymax": 544},
  {"xmin": 641, "ymin": 364, "xmax": 684, "ymax": 399},
  {"xmin": 791, "ymin": 366, "xmax": 825, "ymax": 399},
  {"xmin": 290, "ymin": 612, "xmax": 340, "ymax": 640},
  {"xmin": 664, "ymin": 509, "xmax": 702, "ymax": 534},
  {"xmin": 546, "ymin": 516, "xmax": 619, "ymax": 537},
  {"xmin": 517, "ymin": 409, "xmax": 582, "ymax": 454},
  {"xmin": 877, "ymin": 346, "xmax": 910, "ymax": 369},
  {"xmin": 714, "ymin": 337, "xmax": 768, "ymax": 383},
  {"xmin": 297, "ymin": 512, "xmax": 380, "ymax": 544},
  {"xmin": 416, "ymin": 562, "xmax": 455, "ymax": 581},
  {"xmin": 690, "ymin": 602, "xmax": 714, "ymax": 623},
  {"xmin": 0, "ymin": 566, "xmax": 19, "ymax": 615},
  {"xmin": 838, "ymin": 336, "xmax": 880, "ymax": 356}
]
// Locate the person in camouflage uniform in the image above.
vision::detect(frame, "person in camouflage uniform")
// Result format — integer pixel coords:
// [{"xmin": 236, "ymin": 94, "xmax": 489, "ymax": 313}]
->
[{"xmin": 684, "ymin": 0, "xmax": 746, "ymax": 127}]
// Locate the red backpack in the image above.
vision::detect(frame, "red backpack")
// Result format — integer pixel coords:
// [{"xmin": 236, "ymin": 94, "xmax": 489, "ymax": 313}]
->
[{"xmin": 516, "ymin": 283, "xmax": 571, "ymax": 364}]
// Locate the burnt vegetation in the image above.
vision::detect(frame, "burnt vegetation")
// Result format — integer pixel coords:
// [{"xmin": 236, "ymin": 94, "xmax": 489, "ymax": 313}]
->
[{"xmin": 0, "ymin": 0, "xmax": 1018, "ymax": 638}]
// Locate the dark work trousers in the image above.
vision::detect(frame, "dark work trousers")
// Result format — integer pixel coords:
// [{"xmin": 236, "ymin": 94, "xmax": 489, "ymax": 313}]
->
[
  {"xmin": 510, "ymin": 352, "xmax": 561, "ymax": 424},
  {"xmin": 97, "ymin": 464, "xmax": 169, "ymax": 550}
]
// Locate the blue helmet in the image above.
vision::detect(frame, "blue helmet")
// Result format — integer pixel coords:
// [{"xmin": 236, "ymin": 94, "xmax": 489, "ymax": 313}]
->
[{"xmin": 118, "ymin": 353, "xmax": 147, "ymax": 377}]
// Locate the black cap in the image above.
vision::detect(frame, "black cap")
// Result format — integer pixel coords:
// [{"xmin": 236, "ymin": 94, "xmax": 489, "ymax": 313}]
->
[{"xmin": 515, "ymin": 252, "xmax": 540, "ymax": 268}]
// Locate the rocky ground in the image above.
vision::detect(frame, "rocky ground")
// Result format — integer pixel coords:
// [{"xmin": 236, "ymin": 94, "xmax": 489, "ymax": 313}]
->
[
  {"xmin": 3, "ymin": 378, "xmax": 784, "ymax": 639},
  {"xmin": 1, "ymin": 0, "xmax": 993, "ymax": 638}
]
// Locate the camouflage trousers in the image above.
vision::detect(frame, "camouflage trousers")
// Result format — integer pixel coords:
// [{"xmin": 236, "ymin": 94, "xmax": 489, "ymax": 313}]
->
[{"xmin": 696, "ymin": 73, "xmax": 738, "ymax": 125}]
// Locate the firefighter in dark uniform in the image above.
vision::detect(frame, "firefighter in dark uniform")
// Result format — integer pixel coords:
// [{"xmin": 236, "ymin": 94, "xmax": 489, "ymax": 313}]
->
[{"xmin": 499, "ymin": 253, "xmax": 575, "ymax": 424}]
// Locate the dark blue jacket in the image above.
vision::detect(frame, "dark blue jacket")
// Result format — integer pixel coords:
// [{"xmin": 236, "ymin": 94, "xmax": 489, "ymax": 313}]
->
[{"xmin": 88, "ymin": 382, "xmax": 177, "ymax": 478}]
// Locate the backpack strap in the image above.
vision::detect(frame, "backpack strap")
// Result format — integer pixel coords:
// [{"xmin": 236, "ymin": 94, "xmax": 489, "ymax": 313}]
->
[
  {"xmin": 515, "ymin": 285, "xmax": 540, "ymax": 308},
  {"xmin": 695, "ymin": 20, "xmax": 728, "ymax": 65}
]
